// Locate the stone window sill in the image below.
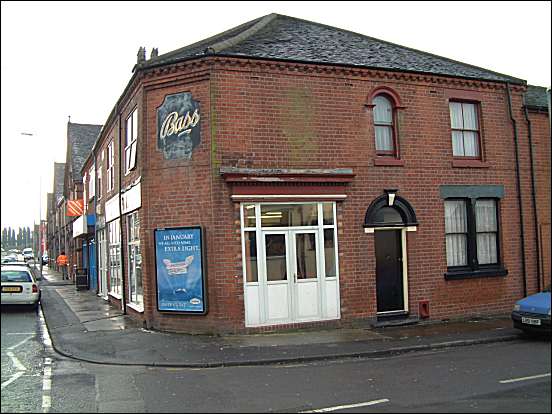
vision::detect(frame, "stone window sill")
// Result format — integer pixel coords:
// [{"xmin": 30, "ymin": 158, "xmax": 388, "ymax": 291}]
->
[
  {"xmin": 374, "ymin": 157, "xmax": 405, "ymax": 167},
  {"xmin": 445, "ymin": 267, "xmax": 508, "ymax": 280}
]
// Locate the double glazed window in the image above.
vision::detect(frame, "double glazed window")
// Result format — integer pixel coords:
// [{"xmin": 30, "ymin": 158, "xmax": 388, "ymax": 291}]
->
[
  {"xmin": 444, "ymin": 198, "xmax": 499, "ymax": 271},
  {"xmin": 242, "ymin": 203, "xmax": 338, "ymax": 283},
  {"xmin": 372, "ymin": 94, "xmax": 396, "ymax": 156},
  {"xmin": 449, "ymin": 101, "xmax": 481, "ymax": 158},
  {"xmin": 125, "ymin": 108, "xmax": 138, "ymax": 174},
  {"xmin": 127, "ymin": 212, "xmax": 143, "ymax": 308}
]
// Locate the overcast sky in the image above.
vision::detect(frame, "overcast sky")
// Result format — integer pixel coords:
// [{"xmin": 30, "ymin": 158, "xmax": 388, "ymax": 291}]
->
[{"xmin": 1, "ymin": 1, "xmax": 550, "ymax": 230}]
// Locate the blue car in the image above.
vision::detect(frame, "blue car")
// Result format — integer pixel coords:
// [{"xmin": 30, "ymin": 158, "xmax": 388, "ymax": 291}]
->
[{"xmin": 511, "ymin": 285, "xmax": 551, "ymax": 335}]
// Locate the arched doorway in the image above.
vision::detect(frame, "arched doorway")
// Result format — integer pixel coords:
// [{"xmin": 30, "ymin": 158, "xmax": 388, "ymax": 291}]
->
[{"xmin": 364, "ymin": 190, "xmax": 418, "ymax": 316}]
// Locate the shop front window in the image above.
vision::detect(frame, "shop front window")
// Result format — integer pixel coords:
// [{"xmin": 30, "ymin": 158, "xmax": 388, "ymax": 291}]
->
[
  {"xmin": 108, "ymin": 219, "xmax": 121, "ymax": 297},
  {"xmin": 127, "ymin": 211, "xmax": 143, "ymax": 309}
]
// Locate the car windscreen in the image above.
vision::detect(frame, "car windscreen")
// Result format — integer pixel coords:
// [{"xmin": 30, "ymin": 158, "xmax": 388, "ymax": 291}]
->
[{"xmin": 1, "ymin": 270, "xmax": 32, "ymax": 282}]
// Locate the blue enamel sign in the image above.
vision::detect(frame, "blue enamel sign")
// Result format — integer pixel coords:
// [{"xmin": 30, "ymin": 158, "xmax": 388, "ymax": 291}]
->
[
  {"xmin": 157, "ymin": 92, "xmax": 201, "ymax": 160},
  {"xmin": 154, "ymin": 227, "xmax": 207, "ymax": 314}
]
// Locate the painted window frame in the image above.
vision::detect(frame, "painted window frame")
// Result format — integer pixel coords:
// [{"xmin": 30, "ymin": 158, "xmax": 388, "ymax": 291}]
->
[
  {"xmin": 372, "ymin": 93, "xmax": 398, "ymax": 157},
  {"xmin": 108, "ymin": 219, "xmax": 122, "ymax": 298},
  {"xmin": 88, "ymin": 165, "xmax": 95, "ymax": 199},
  {"xmin": 97, "ymin": 166, "xmax": 103, "ymax": 201},
  {"xmin": 449, "ymin": 100, "xmax": 483, "ymax": 159},
  {"xmin": 443, "ymin": 197, "xmax": 506, "ymax": 279},
  {"xmin": 126, "ymin": 211, "xmax": 143, "ymax": 310},
  {"xmin": 124, "ymin": 108, "xmax": 138, "ymax": 175},
  {"xmin": 240, "ymin": 202, "xmax": 339, "ymax": 286},
  {"xmin": 107, "ymin": 141, "xmax": 115, "ymax": 192}
]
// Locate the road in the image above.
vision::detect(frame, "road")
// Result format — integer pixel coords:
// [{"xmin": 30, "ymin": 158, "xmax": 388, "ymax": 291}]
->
[{"xmin": 1, "ymin": 306, "xmax": 550, "ymax": 412}]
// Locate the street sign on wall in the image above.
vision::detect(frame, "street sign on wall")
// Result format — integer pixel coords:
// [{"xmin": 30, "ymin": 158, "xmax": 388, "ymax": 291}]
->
[{"xmin": 154, "ymin": 226, "xmax": 207, "ymax": 314}]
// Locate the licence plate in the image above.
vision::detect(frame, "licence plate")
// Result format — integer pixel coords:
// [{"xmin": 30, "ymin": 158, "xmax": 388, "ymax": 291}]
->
[
  {"xmin": 522, "ymin": 317, "xmax": 541, "ymax": 326},
  {"xmin": 2, "ymin": 286, "xmax": 22, "ymax": 293}
]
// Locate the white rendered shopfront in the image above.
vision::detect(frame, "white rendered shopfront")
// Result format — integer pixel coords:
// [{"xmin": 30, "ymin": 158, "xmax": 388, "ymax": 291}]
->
[{"xmin": 241, "ymin": 202, "xmax": 341, "ymax": 327}]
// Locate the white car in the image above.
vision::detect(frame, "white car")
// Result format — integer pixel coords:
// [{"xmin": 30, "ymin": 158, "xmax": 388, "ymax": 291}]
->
[{"xmin": 1, "ymin": 265, "xmax": 41, "ymax": 309}]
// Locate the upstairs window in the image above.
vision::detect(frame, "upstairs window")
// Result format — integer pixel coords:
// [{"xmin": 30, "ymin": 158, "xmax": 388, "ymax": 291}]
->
[
  {"xmin": 373, "ymin": 94, "xmax": 396, "ymax": 156},
  {"xmin": 88, "ymin": 165, "xmax": 95, "ymax": 199},
  {"xmin": 97, "ymin": 167, "xmax": 103, "ymax": 200},
  {"xmin": 449, "ymin": 101, "xmax": 481, "ymax": 158},
  {"xmin": 107, "ymin": 141, "xmax": 114, "ymax": 192},
  {"xmin": 125, "ymin": 108, "xmax": 138, "ymax": 174}
]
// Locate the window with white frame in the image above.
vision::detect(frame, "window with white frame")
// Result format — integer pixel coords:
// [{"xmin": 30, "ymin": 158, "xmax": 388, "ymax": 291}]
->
[
  {"xmin": 108, "ymin": 219, "xmax": 122, "ymax": 297},
  {"xmin": 444, "ymin": 198, "xmax": 500, "ymax": 272},
  {"xmin": 449, "ymin": 101, "xmax": 481, "ymax": 158},
  {"xmin": 373, "ymin": 94, "xmax": 397, "ymax": 156},
  {"xmin": 97, "ymin": 167, "xmax": 103, "ymax": 200},
  {"xmin": 88, "ymin": 166, "xmax": 95, "ymax": 199},
  {"xmin": 125, "ymin": 108, "xmax": 138, "ymax": 174},
  {"xmin": 83, "ymin": 172, "xmax": 88, "ymax": 211},
  {"xmin": 107, "ymin": 141, "xmax": 114, "ymax": 192},
  {"xmin": 241, "ymin": 202, "xmax": 338, "ymax": 283},
  {"xmin": 127, "ymin": 211, "xmax": 143, "ymax": 308}
]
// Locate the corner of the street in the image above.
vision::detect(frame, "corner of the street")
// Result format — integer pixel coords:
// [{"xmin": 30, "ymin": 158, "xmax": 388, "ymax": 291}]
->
[{"xmin": 39, "ymin": 266, "xmax": 522, "ymax": 368}]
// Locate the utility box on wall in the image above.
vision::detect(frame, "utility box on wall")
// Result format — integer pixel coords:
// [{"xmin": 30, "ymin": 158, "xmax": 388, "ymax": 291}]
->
[{"xmin": 419, "ymin": 300, "xmax": 430, "ymax": 319}]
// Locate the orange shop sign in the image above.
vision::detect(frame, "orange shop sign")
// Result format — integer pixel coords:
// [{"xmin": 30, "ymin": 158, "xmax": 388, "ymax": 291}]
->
[{"xmin": 67, "ymin": 199, "xmax": 84, "ymax": 216}]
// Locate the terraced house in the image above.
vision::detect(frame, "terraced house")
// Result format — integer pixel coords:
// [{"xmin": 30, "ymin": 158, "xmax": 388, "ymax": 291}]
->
[{"xmin": 52, "ymin": 14, "xmax": 550, "ymax": 334}]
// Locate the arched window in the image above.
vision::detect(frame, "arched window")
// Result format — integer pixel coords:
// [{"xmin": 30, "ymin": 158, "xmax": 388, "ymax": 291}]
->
[{"xmin": 372, "ymin": 94, "xmax": 396, "ymax": 156}]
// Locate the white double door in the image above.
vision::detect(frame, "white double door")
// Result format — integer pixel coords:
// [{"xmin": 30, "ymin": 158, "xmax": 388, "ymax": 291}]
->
[{"xmin": 262, "ymin": 229, "xmax": 322, "ymax": 323}]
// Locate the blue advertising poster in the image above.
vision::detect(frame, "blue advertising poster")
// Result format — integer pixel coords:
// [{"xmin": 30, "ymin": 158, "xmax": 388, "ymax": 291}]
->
[{"xmin": 154, "ymin": 227, "xmax": 206, "ymax": 313}]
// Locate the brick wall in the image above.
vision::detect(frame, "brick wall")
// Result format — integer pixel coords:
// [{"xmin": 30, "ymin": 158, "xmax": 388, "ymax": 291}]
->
[
  {"xmin": 100, "ymin": 57, "xmax": 546, "ymax": 333},
  {"xmin": 527, "ymin": 110, "xmax": 551, "ymax": 289}
]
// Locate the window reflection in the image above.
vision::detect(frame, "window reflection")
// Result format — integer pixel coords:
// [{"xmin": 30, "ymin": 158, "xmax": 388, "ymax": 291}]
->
[
  {"xmin": 261, "ymin": 204, "xmax": 318, "ymax": 227},
  {"xmin": 265, "ymin": 234, "xmax": 287, "ymax": 281},
  {"xmin": 296, "ymin": 233, "xmax": 317, "ymax": 279},
  {"xmin": 244, "ymin": 231, "xmax": 258, "ymax": 282},
  {"xmin": 324, "ymin": 229, "xmax": 336, "ymax": 278}
]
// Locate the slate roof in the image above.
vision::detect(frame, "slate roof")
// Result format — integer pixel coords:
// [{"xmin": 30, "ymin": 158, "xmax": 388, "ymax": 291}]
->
[
  {"xmin": 144, "ymin": 13, "xmax": 525, "ymax": 85},
  {"xmin": 67, "ymin": 122, "xmax": 102, "ymax": 181},
  {"xmin": 53, "ymin": 162, "xmax": 66, "ymax": 204},
  {"xmin": 525, "ymin": 85, "xmax": 549, "ymax": 110}
]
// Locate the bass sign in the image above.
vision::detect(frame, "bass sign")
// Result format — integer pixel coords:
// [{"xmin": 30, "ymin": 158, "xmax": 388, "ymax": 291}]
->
[{"xmin": 157, "ymin": 92, "xmax": 201, "ymax": 160}]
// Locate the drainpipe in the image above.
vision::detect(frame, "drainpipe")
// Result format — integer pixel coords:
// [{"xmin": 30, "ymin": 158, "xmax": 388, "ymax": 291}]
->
[
  {"xmin": 92, "ymin": 147, "xmax": 98, "ymax": 294},
  {"xmin": 118, "ymin": 106, "xmax": 127, "ymax": 314},
  {"xmin": 506, "ymin": 83, "xmax": 527, "ymax": 297},
  {"xmin": 523, "ymin": 104, "xmax": 542, "ymax": 292}
]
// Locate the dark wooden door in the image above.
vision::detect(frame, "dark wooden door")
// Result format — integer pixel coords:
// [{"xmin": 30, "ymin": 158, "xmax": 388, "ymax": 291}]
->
[{"xmin": 375, "ymin": 230, "xmax": 404, "ymax": 312}]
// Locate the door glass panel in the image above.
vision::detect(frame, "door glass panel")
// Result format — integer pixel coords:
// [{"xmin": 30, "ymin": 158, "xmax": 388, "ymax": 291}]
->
[
  {"xmin": 323, "ymin": 229, "xmax": 336, "ymax": 277},
  {"xmin": 244, "ymin": 231, "xmax": 258, "ymax": 282},
  {"xmin": 295, "ymin": 233, "xmax": 317, "ymax": 279},
  {"xmin": 265, "ymin": 234, "xmax": 287, "ymax": 281},
  {"xmin": 261, "ymin": 204, "xmax": 318, "ymax": 227}
]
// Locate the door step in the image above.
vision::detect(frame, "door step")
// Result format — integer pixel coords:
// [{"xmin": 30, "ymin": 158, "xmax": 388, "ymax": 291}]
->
[{"xmin": 371, "ymin": 315, "xmax": 419, "ymax": 328}]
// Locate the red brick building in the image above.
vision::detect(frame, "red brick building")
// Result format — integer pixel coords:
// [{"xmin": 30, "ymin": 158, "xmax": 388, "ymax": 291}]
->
[{"xmin": 73, "ymin": 14, "xmax": 549, "ymax": 333}]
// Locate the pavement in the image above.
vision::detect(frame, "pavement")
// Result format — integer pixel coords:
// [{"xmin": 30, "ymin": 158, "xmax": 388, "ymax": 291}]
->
[{"xmin": 37, "ymin": 266, "xmax": 523, "ymax": 368}]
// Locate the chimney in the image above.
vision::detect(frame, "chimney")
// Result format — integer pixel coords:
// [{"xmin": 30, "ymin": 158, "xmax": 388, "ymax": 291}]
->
[
  {"xmin": 137, "ymin": 47, "xmax": 146, "ymax": 64},
  {"xmin": 150, "ymin": 47, "xmax": 159, "ymax": 59}
]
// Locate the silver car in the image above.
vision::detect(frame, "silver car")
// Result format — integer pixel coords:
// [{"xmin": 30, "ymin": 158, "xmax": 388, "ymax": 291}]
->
[{"xmin": 1, "ymin": 265, "xmax": 41, "ymax": 309}]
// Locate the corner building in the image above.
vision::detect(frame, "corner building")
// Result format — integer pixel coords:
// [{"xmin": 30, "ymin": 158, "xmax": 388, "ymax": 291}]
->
[{"xmin": 89, "ymin": 14, "xmax": 550, "ymax": 333}]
